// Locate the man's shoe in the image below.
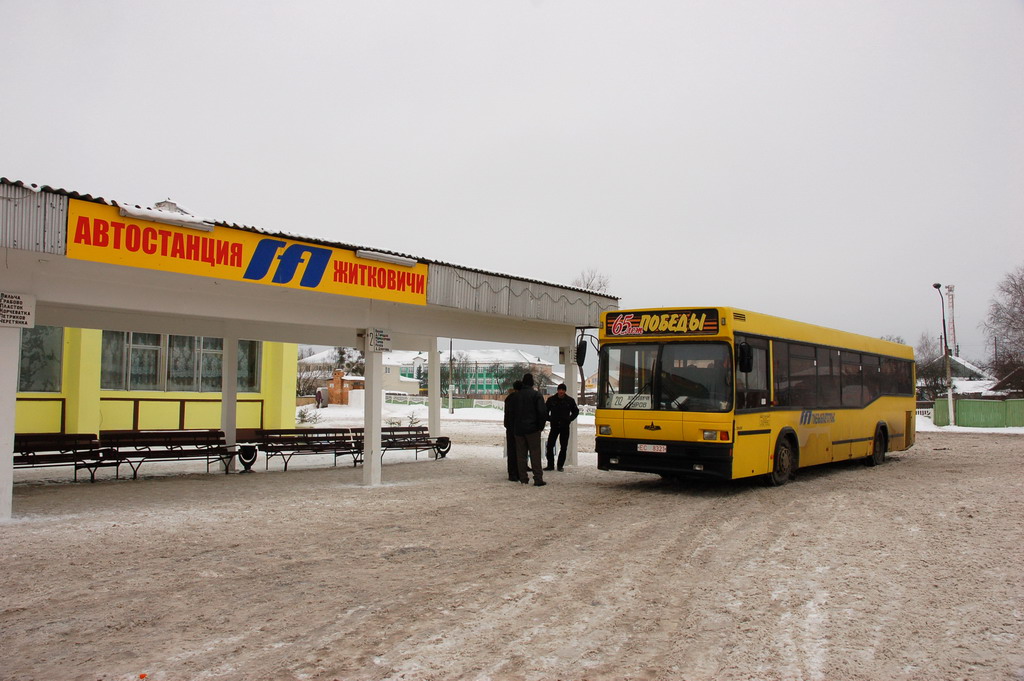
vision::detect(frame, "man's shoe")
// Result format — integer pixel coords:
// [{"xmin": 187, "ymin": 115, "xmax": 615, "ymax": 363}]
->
[
  {"xmin": 556, "ymin": 467, "xmax": 564, "ymax": 472},
  {"xmin": 543, "ymin": 465, "xmax": 554, "ymax": 471},
  {"xmin": 534, "ymin": 480, "xmax": 547, "ymax": 487}
]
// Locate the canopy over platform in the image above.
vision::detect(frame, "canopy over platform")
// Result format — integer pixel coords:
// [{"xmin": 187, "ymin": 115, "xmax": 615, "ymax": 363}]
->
[{"xmin": 0, "ymin": 178, "xmax": 619, "ymax": 519}]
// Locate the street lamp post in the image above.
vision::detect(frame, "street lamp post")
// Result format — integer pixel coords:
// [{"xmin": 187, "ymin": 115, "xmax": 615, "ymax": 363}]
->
[{"xmin": 932, "ymin": 283, "xmax": 955, "ymax": 426}]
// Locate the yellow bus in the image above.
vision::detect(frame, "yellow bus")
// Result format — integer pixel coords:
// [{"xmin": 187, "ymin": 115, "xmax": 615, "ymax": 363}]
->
[{"xmin": 594, "ymin": 307, "xmax": 916, "ymax": 485}]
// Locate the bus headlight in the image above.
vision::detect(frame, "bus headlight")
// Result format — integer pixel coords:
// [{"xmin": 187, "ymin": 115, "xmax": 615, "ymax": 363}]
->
[
  {"xmin": 599, "ymin": 425, "xmax": 612, "ymax": 435},
  {"xmin": 703, "ymin": 430, "xmax": 729, "ymax": 441}
]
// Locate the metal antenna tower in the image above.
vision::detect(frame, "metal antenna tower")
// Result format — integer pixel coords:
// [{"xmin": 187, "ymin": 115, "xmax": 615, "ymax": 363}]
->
[{"xmin": 945, "ymin": 284, "xmax": 957, "ymax": 356}]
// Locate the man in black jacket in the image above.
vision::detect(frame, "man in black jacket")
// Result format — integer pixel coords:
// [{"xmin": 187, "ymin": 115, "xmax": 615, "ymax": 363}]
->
[
  {"xmin": 510, "ymin": 373, "xmax": 547, "ymax": 486},
  {"xmin": 503, "ymin": 380, "xmax": 522, "ymax": 481},
  {"xmin": 545, "ymin": 383, "xmax": 580, "ymax": 471}
]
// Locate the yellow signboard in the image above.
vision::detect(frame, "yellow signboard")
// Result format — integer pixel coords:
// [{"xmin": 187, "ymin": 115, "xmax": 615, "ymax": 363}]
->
[{"xmin": 65, "ymin": 200, "xmax": 427, "ymax": 305}]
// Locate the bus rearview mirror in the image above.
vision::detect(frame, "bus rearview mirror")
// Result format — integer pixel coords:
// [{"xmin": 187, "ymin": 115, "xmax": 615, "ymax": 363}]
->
[
  {"xmin": 737, "ymin": 342, "xmax": 754, "ymax": 373},
  {"xmin": 575, "ymin": 339, "xmax": 587, "ymax": 367}
]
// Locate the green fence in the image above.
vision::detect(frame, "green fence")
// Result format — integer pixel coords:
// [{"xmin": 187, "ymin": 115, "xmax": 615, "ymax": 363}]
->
[{"xmin": 933, "ymin": 399, "xmax": 1024, "ymax": 427}]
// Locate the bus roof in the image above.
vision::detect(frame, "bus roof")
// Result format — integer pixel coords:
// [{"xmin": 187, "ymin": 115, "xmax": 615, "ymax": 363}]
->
[{"xmin": 599, "ymin": 307, "xmax": 914, "ymax": 360}]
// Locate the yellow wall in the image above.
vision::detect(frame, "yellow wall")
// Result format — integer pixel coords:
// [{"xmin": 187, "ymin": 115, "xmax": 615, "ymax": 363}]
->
[
  {"xmin": 262, "ymin": 342, "xmax": 299, "ymax": 430},
  {"xmin": 16, "ymin": 329, "xmax": 298, "ymax": 434}
]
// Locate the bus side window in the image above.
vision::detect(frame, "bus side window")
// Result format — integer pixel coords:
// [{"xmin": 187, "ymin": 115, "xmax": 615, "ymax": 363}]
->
[
  {"xmin": 788, "ymin": 343, "xmax": 817, "ymax": 406},
  {"xmin": 773, "ymin": 341, "xmax": 788, "ymax": 406},
  {"xmin": 863, "ymin": 354, "xmax": 880, "ymax": 403},
  {"xmin": 736, "ymin": 337, "xmax": 769, "ymax": 409}
]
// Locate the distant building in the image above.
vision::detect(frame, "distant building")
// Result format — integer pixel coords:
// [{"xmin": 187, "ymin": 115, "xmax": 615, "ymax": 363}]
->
[
  {"xmin": 298, "ymin": 348, "xmax": 419, "ymax": 402},
  {"xmin": 436, "ymin": 349, "xmax": 553, "ymax": 398},
  {"xmin": 299, "ymin": 346, "xmax": 555, "ymax": 399},
  {"xmin": 917, "ymin": 354, "xmax": 999, "ymax": 399}
]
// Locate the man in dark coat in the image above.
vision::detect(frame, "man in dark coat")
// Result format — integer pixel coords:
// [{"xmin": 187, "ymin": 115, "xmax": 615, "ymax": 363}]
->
[
  {"xmin": 511, "ymin": 373, "xmax": 547, "ymax": 486},
  {"xmin": 503, "ymin": 380, "xmax": 522, "ymax": 481},
  {"xmin": 545, "ymin": 383, "xmax": 580, "ymax": 471}
]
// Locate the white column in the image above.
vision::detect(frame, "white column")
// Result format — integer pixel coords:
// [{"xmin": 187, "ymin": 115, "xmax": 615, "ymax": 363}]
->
[
  {"xmin": 428, "ymin": 341, "xmax": 441, "ymax": 438},
  {"xmin": 563, "ymin": 334, "xmax": 580, "ymax": 468},
  {"xmin": 0, "ymin": 328, "xmax": 19, "ymax": 521},
  {"xmin": 362, "ymin": 334, "xmax": 383, "ymax": 486},
  {"xmin": 220, "ymin": 336, "xmax": 238, "ymax": 472}
]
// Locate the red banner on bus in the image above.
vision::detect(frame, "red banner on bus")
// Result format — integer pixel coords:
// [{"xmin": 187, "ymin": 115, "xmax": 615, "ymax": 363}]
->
[{"xmin": 604, "ymin": 308, "xmax": 720, "ymax": 337}]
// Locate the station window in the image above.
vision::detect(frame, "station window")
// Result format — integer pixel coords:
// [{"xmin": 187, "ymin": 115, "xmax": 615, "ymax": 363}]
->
[
  {"xmin": 101, "ymin": 331, "xmax": 261, "ymax": 392},
  {"xmin": 18, "ymin": 325, "xmax": 64, "ymax": 392}
]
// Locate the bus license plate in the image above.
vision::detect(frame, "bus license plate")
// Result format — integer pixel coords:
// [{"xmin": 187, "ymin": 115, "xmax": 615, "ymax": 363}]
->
[{"xmin": 637, "ymin": 443, "xmax": 667, "ymax": 453}]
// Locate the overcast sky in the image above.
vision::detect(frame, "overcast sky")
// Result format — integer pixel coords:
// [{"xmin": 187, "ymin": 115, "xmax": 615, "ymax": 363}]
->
[{"xmin": 4, "ymin": 1, "xmax": 1022, "ymax": 363}]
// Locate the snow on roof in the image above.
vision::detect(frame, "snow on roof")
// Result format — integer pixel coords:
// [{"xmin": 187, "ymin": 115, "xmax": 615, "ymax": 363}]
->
[
  {"xmin": 953, "ymin": 356, "xmax": 995, "ymax": 380},
  {"xmin": 298, "ymin": 349, "xmax": 337, "ymax": 365},
  {"xmin": 953, "ymin": 379, "xmax": 1001, "ymax": 396},
  {"xmin": 440, "ymin": 348, "xmax": 551, "ymax": 366},
  {"xmin": 921, "ymin": 354, "xmax": 995, "ymax": 380},
  {"xmin": 383, "ymin": 350, "xmax": 429, "ymax": 365},
  {"xmin": 1, "ymin": 177, "xmax": 617, "ymax": 300}
]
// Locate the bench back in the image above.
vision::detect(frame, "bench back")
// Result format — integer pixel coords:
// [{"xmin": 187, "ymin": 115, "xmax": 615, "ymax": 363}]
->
[
  {"xmin": 101, "ymin": 429, "xmax": 227, "ymax": 449},
  {"xmin": 14, "ymin": 433, "xmax": 104, "ymax": 466},
  {"xmin": 255, "ymin": 428, "xmax": 359, "ymax": 453},
  {"xmin": 15, "ymin": 432, "xmax": 101, "ymax": 454},
  {"xmin": 382, "ymin": 426, "xmax": 429, "ymax": 438}
]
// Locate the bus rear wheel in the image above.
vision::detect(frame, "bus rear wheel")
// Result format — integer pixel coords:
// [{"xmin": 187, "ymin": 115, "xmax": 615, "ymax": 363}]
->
[
  {"xmin": 768, "ymin": 437, "xmax": 795, "ymax": 486},
  {"xmin": 865, "ymin": 429, "xmax": 886, "ymax": 467}
]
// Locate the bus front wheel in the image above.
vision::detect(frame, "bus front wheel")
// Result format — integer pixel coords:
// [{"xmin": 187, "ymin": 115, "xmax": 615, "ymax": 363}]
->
[{"xmin": 768, "ymin": 437, "xmax": 796, "ymax": 486}]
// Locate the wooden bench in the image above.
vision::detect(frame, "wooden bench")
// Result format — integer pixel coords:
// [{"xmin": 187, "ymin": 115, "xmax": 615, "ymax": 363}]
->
[
  {"xmin": 252, "ymin": 428, "xmax": 362, "ymax": 470},
  {"xmin": 100, "ymin": 429, "xmax": 234, "ymax": 479},
  {"xmin": 351, "ymin": 426, "xmax": 451, "ymax": 461},
  {"xmin": 13, "ymin": 432, "xmax": 119, "ymax": 482}
]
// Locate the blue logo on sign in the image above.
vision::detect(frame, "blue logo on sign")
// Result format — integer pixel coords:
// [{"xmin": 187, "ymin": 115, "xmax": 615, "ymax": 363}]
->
[{"xmin": 243, "ymin": 239, "xmax": 332, "ymax": 288}]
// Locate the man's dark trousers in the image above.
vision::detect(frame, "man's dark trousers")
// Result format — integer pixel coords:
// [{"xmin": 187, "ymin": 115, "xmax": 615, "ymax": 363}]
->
[
  {"xmin": 505, "ymin": 427, "xmax": 518, "ymax": 480},
  {"xmin": 546, "ymin": 422, "xmax": 571, "ymax": 470}
]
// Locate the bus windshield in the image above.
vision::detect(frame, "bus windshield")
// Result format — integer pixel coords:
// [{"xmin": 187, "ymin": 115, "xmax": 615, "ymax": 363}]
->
[{"xmin": 599, "ymin": 341, "xmax": 733, "ymax": 412}]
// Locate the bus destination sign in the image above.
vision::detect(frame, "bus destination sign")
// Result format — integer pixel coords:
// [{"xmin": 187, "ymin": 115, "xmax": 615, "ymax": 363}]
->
[{"xmin": 605, "ymin": 308, "xmax": 720, "ymax": 337}]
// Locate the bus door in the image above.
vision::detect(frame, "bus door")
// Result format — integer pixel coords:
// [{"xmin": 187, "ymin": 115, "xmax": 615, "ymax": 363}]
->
[{"xmin": 733, "ymin": 337, "xmax": 772, "ymax": 478}]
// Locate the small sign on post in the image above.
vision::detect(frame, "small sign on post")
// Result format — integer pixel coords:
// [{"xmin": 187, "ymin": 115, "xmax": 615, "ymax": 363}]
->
[
  {"xmin": 0, "ymin": 292, "xmax": 35, "ymax": 328},
  {"xmin": 368, "ymin": 328, "xmax": 392, "ymax": 353}
]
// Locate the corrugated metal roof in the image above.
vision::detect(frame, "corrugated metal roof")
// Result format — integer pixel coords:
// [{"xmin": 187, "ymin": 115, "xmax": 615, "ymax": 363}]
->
[{"xmin": 0, "ymin": 177, "xmax": 619, "ymax": 302}]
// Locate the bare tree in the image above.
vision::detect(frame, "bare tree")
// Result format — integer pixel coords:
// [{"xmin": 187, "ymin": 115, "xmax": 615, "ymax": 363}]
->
[
  {"xmin": 295, "ymin": 366, "xmax": 323, "ymax": 397},
  {"xmin": 568, "ymin": 269, "xmax": 611, "ymax": 402},
  {"xmin": 490, "ymin": 362, "xmax": 530, "ymax": 394},
  {"xmin": 296, "ymin": 346, "xmax": 329, "ymax": 397},
  {"xmin": 569, "ymin": 270, "xmax": 611, "ymax": 402},
  {"xmin": 532, "ymin": 366, "xmax": 557, "ymax": 393},
  {"xmin": 334, "ymin": 347, "xmax": 365, "ymax": 376},
  {"xmin": 571, "ymin": 268, "xmax": 610, "ymax": 294},
  {"xmin": 983, "ymin": 264, "xmax": 1024, "ymax": 376},
  {"xmin": 915, "ymin": 331, "xmax": 945, "ymax": 400}
]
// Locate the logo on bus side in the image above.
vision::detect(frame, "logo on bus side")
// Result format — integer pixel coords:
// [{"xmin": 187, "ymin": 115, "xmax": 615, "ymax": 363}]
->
[{"xmin": 800, "ymin": 410, "xmax": 836, "ymax": 425}]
